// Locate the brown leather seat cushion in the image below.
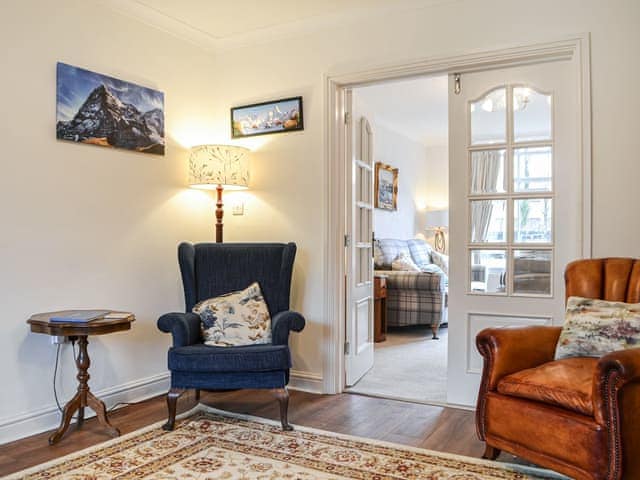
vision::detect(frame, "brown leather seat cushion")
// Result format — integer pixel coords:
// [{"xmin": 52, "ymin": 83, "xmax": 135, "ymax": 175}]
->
[{"xmin": 497, "ymin": 357, "xmax": 598, "ymax": 417}]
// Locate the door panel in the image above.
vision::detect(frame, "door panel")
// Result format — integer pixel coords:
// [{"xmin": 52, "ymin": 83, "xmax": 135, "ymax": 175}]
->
[
  {"xmin": 447, "ymin": 59, "xmax": 582, "ymax": 406},
  {"xmin": 345, "ymin": 93, "xmax": 375, "ymax": 386}
]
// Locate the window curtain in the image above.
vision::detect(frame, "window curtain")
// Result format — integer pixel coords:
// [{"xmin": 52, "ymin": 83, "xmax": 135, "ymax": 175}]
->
[
  {"xmin": 471, "ymin": 150, "xmax": 503, "ymax": 194},
  {"xmin": 471, "ymin": 151, "xmax": 503, "ymax": 264}
]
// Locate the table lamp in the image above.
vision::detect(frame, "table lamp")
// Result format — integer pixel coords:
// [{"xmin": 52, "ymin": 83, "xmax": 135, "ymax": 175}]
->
[
  {"xmin": 189, "ymin": 144, "xmax": 250, "ymax": 242},
  {"xmin": 425, "ymin": 209, "xmax": 448, "ymax": 253}
]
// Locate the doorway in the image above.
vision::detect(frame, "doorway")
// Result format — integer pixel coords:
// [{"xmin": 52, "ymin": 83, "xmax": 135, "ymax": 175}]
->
[
  {"xmin": 326, "ymin": 36, "xmax": 591, "ymax": 405},
  {"xmin": 344, "ymin": 75, "xmax": 451, "ymax": 405}
]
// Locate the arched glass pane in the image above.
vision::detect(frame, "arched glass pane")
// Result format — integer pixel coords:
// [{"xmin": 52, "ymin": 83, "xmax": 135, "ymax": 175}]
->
[
  {"xmin": 513, "ymin": 87, "xmax": 552, "ymax": 142},
  {"xmin": 470, "ymin": 88, "xmax": 506, "ymax": 145}
]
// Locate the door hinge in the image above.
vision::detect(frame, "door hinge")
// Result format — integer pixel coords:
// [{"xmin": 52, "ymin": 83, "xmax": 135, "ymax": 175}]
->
[
  {"xmin": 344, "ymin": 111, "xmax": 351, "ymax": 125},
  {"xmin": 344, "ymin": 234, "xmax": 351, "ymax": 247},
  {"xmin": 454, "ymin": 73, "xmax": 461, "ymax": 95},
  {"xmin": 344, "ymin": 341, "xmax": 350, "ymax": 355}
]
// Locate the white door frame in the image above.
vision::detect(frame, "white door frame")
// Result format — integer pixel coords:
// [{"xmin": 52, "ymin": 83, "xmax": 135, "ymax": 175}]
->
[{"xmin": 322, "ymin": 34, "xmax": 592, "ymax": 394}]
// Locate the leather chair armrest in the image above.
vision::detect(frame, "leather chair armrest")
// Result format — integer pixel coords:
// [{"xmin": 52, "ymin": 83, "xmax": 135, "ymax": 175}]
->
[
  {"xmin": 271, "ymin": 310, "xmax": 306, "ymax": 345},
  {"xmin": 476, "ymin": 326, "xmax": 562, "ymax": 391},
  {"xmin": 592, "ymin": 349, "xmax": 640, "ymax": 425},
  {"xmin": 157, "ymin": 312, "xmax": 202, "ymax": 347},
  {"xmin": 475, "ymin": 325, "xmax": 561, "ymax": 441}
]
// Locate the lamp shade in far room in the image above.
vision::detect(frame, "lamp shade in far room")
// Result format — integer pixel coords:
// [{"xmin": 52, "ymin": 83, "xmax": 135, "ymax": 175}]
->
[{"xmin": 425, "ymin": 209, "xmax": 448, "ymax": 229}]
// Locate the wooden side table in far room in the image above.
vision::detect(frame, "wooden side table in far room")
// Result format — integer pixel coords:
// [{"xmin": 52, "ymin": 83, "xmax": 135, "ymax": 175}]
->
[
  {"xmin": 27, "ymin": 310, "xmax": 135, "ymax": 445},
  {"xmin": 374, "ymin": 275, "xmax": 387, "ymax": 342}
]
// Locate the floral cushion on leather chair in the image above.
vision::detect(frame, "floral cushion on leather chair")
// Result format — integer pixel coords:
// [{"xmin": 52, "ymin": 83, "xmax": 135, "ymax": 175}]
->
[{"xmin": 555, "ymin": 296, "xmax": 640, "ymax": 359}]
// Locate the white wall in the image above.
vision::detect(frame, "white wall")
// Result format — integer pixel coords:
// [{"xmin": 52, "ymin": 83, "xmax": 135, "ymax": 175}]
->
[
  {"xmin": 353, "ymin": 89, "xmax": 433, "ymax": 240},
  {"xmin": 371, "ymin": 124, "xmax": 429, "ymax": 240},
  {"xmin": 208, "ymin": 0, "xmax": 640, "ymax": 391},
  {"xmin": 0, "ymin": 0, "xmax": 221, "ymax": 442},
  {"xmin": 424, "ymin": 145, "xmax": 449, "ymax": 252}
]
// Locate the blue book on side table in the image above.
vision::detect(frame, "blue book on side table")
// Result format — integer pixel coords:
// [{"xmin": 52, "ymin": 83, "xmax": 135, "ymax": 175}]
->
[{"xmin": 49, "ymin": 310, "xmax": 111, "ymax": 323}]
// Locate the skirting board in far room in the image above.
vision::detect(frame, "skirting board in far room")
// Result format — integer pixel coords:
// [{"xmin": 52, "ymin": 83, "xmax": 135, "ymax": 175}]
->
[{"xmin": 0, "ymin": 369, "xmax": 323, "ymax": 444}]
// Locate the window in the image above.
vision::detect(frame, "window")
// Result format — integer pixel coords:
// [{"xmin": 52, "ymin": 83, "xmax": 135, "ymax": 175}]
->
[{"xmin": 468, "ymin": 86, "xmax": 553, "ymax": 296}]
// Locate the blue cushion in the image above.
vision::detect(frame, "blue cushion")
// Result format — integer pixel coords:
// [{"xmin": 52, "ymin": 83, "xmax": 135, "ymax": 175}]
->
[
  {"xmin": 168, "ymin": 343, "xmax": 291, "ymax": 373},
  {"xmin": 171, "ymin": 370, "xmax": 288, "ymax": 390}
]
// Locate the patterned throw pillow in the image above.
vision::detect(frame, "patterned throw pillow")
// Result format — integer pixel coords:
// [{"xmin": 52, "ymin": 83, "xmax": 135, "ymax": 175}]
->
[
  {"xmin": 391, "ymin": 252, "xmax": 421, "ymax": 272},
  {"xmin": 375, "ymin": 239, "xmax": 412, "ymax": 269},
  {"xmin": 555, "ymin": 296, "xmax": 640, "ymax": 360},
  {"xmin": 193, "ymin": 282, "xmax": 271, "ymax": 347},
  {"xmin": 407, "ymin": 239, "xmax": 433, "ymax": 270}
]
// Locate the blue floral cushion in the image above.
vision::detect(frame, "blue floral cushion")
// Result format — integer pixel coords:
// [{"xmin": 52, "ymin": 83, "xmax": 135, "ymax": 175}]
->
[
  {"xmin": 555, "ymin": 296, "xmax": 640, "ymax": 359},
  {"xmin": 193, "ymin": 282, "xmax": 271, "ymax": 347}
]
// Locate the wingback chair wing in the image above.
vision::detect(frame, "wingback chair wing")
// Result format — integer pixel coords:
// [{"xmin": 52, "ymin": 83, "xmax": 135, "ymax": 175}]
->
[
  {"xmin": 157, "ymin": 242, "xmax": 305, "ymax": 431},
  {"xmin": 476, "ymin": 258, "xmax": 640, "ymax": 480}
]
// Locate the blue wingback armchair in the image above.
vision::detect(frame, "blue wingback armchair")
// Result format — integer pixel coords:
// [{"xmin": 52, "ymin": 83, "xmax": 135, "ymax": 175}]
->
[{"xmin": 157, "ymin": 242, "xmax": 305, "ymax": 430}]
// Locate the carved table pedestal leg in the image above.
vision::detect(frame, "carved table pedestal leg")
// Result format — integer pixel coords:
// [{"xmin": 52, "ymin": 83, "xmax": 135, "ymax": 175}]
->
[{"xmin": 48, "ymin": 336, "xmax": 120, "ymax": 445}]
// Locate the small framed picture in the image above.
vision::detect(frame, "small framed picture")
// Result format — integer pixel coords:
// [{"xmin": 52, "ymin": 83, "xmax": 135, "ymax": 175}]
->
[
  {"xmin": 375, "ymin": 162, "xmax": 398, "ymax": 211},
  {"xmin": 231, "ymin": 96, "xmax": 303, "ymax": 138}
]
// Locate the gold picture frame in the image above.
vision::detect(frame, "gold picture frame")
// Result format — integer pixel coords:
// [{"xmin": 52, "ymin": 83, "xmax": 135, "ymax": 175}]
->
[{"xmin": 374, "ymin": 162, "xmax": 398, "ymax": 211}]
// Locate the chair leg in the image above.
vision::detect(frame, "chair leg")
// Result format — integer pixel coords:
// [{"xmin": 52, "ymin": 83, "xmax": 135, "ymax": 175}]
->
[
  {"xmin": 482, "ymin": 444, "xmax": 501, "ymax": 460},
  {"xmin": 431, "ymin": 325, "xmax": 439, "ymax": 340},
  {"xmin": 194, "ymin": 389, "xmax": 201, "ymax": 402},
  {"xmin": 162, "ymin": 388, "xmax": 185, "ymax": 431},
  {"xmin": 271, "ymin": 387, "xmax": 293, "ymax": 431}
]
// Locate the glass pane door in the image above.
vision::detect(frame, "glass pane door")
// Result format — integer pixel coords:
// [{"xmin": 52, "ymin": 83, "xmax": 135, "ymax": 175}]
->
[{"xmin": 468, "ymin": 86, "xmax": 553, "ymax": 297}]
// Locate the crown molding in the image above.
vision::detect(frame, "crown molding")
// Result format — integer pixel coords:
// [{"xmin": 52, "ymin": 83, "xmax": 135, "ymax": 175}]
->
[
  {"xmin": 98, "ymin": 0, "xmax": 460, "ymax": 54},
  {"xmin": 97, "ymin": 0, "xmax": 220, "ymax": 52}
]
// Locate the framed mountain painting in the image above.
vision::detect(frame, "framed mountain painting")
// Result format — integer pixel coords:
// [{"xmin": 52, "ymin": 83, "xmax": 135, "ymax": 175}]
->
[
  {"xmin": 231, "ymin": 96, "xmax": 303, "ymax": 138},
  {"xmin": 56, "ymin": 62, "xmax": 165, "ymax": 155}
]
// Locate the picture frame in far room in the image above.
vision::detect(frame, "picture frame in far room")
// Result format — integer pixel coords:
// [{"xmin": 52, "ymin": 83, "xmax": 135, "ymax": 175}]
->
[
  {"xmin": 231, "ymin": 96, "xmax": 303, "ymax": 138},
  {"xmin": 375, "ymin": 162, "xmax": 398, "ymax": 211}
]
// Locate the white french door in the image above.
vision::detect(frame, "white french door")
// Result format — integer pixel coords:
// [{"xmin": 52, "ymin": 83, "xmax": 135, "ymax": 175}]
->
[
  {"xmin": 344, "ymin": 89, "xmax": 375, "ymax": 387},
  {"xmin": 447, "ymin": 59, "xmax": 584, "ymax": 406}
]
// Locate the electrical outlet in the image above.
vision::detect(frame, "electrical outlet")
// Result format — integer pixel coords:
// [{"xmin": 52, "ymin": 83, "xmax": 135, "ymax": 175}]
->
[{"xmin": 51, "ymin": 335, "xmax": 68, "ymax": 345}]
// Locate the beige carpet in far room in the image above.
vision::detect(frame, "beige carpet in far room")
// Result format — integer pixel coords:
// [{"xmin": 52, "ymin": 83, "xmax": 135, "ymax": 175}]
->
[{"xmin": 348, "ymin": 325, "xmax": 448, "ymax": 403}]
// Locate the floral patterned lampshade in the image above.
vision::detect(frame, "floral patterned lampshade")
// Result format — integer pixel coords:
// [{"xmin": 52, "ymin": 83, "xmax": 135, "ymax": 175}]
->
[{"xmin": 188, "ymin": 144, "xmax": 250, "ymax": 190}]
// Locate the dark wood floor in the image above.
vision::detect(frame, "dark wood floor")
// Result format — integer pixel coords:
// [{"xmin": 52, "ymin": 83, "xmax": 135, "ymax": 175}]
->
[{"xmin": 0, "ymin": 390, "xmax": 517, "ymax": 477}]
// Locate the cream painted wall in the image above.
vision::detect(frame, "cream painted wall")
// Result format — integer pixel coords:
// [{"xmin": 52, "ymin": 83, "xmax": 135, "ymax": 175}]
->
[
  {"xmin": 208, "ymin": 0, "xmax": 640, "ymax": 389},
  {"xmin": 0, "ymin": 0, "xmax": 222, "ymax": 440},
  {"xmin": 2, "ymin": 0, "xmax": 640, "ymax": 440},
  {"xmin": 424, "ymin": 145, "xmax": 449, "ymax": 252},
  {"xmin": 353, "ymin": 89, "xmax": 432, "ymax": 240},
  {"xmin": 371, "ymin": 123, "xmax": 429, "ymax": 240}
]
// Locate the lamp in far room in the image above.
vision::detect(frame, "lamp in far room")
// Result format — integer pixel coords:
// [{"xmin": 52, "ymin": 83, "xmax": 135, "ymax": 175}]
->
[
  {"xmin": 189, "ymin": 144, "xmax": 250, "ymax": 243},
  {"xmin": 425, "ymin": 209, "xmax": 448, "ymax": 253}
]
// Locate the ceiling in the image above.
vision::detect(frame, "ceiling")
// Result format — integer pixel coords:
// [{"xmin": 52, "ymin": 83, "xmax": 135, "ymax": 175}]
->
[
  {"xmin": 354, "ymin": 75, "xmax": 448, "ymax": 146},
  {"xmin": 101, "ymin": 0, "xmax": 455, "ymax": 51}
]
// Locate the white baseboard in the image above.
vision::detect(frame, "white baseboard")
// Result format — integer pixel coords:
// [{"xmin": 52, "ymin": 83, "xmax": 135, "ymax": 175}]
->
[
  {"xmin": 0, "ymin": 372, "xmax": 170, "ymax": 445},
  {"xmin": 1, "ymin": 369, "xmax": 324, "ymax": 444},
  {"xmin": 289, "ymin": 369, "xmax": 324, "ymax": 393}
]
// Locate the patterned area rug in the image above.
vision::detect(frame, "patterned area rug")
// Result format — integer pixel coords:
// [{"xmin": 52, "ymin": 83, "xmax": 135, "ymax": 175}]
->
[{"xmin": 8, "ymin": 406, "xmax": 563, "ymax": 479}]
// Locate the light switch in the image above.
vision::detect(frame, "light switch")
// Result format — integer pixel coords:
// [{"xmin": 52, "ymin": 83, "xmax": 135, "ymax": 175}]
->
[{"xmin": 232, "ymin": 202, "xmax": 245, "ymax": 215}]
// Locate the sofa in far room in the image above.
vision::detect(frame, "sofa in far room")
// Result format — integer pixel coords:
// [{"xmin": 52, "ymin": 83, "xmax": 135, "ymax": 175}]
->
[{"xmin": 374, "ymin": 238, "xmax": 448, "ymax": 339}]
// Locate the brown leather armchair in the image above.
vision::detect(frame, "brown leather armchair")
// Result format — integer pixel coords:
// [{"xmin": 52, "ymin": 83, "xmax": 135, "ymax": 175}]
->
[{"xmin": 476, "ymin": 258, "xmax": 640, "ymax": 480}]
